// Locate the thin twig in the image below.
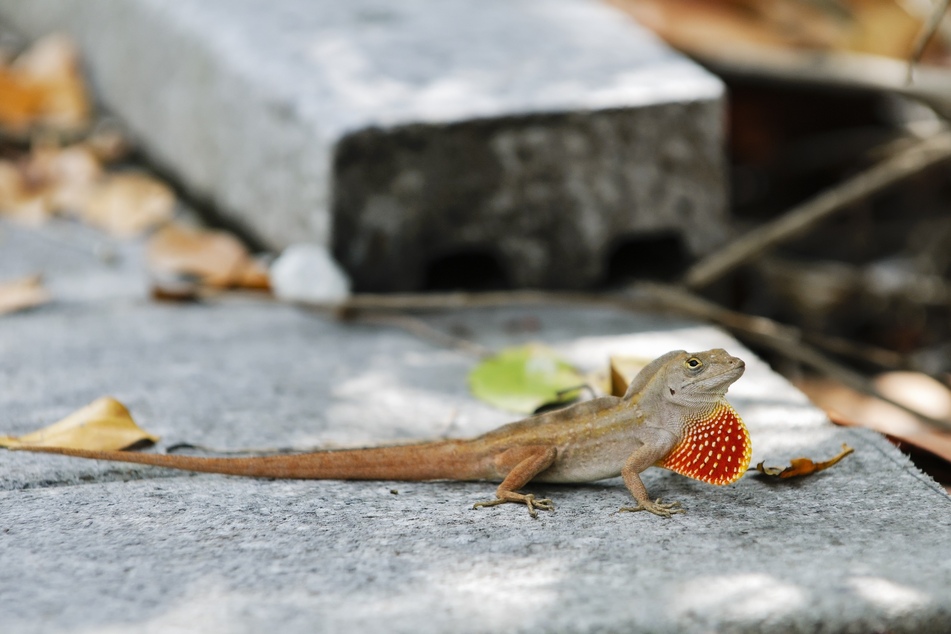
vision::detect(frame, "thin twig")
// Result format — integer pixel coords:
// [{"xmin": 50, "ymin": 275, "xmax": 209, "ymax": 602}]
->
[
  {"xmin": 353, "ymin": 312, "xmax": 492, "ymax": 357},
  {"xmin": 682, "ymin": 131, "xmax": 951, "ymax": 289},
  {"xmin": 800, "ymin": 331, "xmax": 906, "ymax": 370},
  {"xmin": 907, "ymin": 0, "xmax": 951, "ymax": 83}
]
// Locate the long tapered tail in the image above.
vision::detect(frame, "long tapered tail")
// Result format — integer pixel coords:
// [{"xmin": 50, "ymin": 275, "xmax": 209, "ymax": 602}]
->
[{"xmin": 15, "ymin": 441, "xmax": 493, "ymax": 481}]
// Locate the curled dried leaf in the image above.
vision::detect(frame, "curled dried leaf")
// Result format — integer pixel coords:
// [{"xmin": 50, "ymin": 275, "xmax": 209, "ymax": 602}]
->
[
  {"xmin": 0, "ymin": 160, "xmax": 51, "ymax": 224},
  {"xmin": 8, "ymin": 33, "xmax": 90, "ymax": 132},
  {"xmin": 0, "ymin": 397, "xmax": 158, "ymax": 451},
  {"xmin": 610, "ymin": 0, "xmax": 939, "ymax": 61},
  {"xmin": 755, "ymin": 444, "xmax": 854, "ymax": 479},
  {"xmin": 797, "ymin": 374, "xmax": 951, "ymax": 468},
  {"xmin": 0, "ymin": 67, "xmax": 46, "ymax": 131},
  {"xmin": 26, "ymin": 144, "xmax": 102, "ymax": 213},
  {"xmin": 79, "ymin": 172, "xmax": 175, "ymax": 236},
  {"xmin": 608, "ymin": 356, "xmax": 652, "ymax": 397},
  {"xmin": 0, "ymin": 274, "xmax": 51, "ymax": 315},
  {"xmin": 147, "ymin": 222, "xmax": 269, "ymax": 290},
  {"xmin": 0, "ymin": 144, "xmax": 105, "ymax": 225}
]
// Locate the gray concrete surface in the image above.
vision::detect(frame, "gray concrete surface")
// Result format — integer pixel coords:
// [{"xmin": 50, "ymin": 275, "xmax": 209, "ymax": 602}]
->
[
  {"xmin": 0, "ymin": 0, "xmax": 726, "ymax": 290},
  {"xmin": 2, "ymin": 217, "xmax": 951, "ymax": 633}
]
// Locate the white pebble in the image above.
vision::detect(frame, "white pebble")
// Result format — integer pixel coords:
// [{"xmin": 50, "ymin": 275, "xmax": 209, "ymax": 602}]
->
[{"xmin": 270, "ymin": 244, "xmax": 351, "ymax": 303}]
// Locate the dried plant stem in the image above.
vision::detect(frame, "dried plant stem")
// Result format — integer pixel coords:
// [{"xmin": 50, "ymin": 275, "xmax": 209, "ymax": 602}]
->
[
  {"xmin": 682, "ymin": 131, "xmax": 951, "ymax": 289},
  {"xmin": 353, "ymin": 312, "xmax": 491, "ymax": 357}
]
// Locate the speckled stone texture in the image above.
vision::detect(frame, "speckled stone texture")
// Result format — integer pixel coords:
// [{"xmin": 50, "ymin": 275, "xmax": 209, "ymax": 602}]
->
[
  {"xmin": 2, "ymin": 219, "xmax": 951, "ymax": 633},
  {"xmin": 0, "ymin": 0, "xmax": 726, "ymax": 289}
]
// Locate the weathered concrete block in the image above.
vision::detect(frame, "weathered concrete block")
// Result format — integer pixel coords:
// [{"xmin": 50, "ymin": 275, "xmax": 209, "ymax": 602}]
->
[{"xmin": 0, "ymin": 0, "xmax": 727, "ymax": 290}]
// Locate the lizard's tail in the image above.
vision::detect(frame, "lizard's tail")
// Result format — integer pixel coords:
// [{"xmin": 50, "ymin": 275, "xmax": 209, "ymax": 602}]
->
[{"xmin": 14, "ymin": 441, "xmax": 493, "ymax": 481}]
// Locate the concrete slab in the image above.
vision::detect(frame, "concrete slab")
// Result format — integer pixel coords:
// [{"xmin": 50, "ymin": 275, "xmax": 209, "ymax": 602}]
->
[
  {"xmin": 2, "ymin": 220, "xmax": 951, "ymax": 633},
  {"xmin": 0, "ymin": 0, "xmax": 726, "ymax": 290}
]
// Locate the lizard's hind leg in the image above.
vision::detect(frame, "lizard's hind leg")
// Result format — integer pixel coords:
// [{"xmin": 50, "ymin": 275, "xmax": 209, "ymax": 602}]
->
[{"xmin": 473, "ymin": 446, "xmax": 557, "ymax": 519}]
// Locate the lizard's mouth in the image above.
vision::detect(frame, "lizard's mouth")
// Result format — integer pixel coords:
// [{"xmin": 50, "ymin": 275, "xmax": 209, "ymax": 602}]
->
[{"xmin": 688, "ymin": 361, "xmax": 745, "ymax": 391}]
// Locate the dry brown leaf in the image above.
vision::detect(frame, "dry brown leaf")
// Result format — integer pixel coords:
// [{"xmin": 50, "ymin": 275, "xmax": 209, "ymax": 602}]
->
[
  {"xmin": 147, "ymin": 222, "xmax": 268, "ymax": 289},
  {"xmin": 796, "ymin": 373, "xmax": 951, "ymax": 466},
  {"xmin": 0, "ymin": 160, "xmax": 52, "ymax": 225},
  {"xmin": 79, "ymin": 172, "xmax": 175, "ymax": 236},
  {"xmin": 0, "ymin": 66, "xmax": 46, "ymax": 131},
  {"xmin": 43, "ymin": 145, "xmax": 102, "ymax": 210},
  {"xmin": 755, "ymin": 444, "xmax": 854, "ymax": 478},
  {"xmin": 0, "ymin": 274, "xmax": 51, "ymax": 315},
  {"xmin": 608, "ymin": 356, "xmax": 651, "ymax": 396},
  {"xmin": 8, "ymin": 33, "xmax": 90, "ymax": 132},
  {"xmin": 0, "ymin": 397, "xmax": 158, "ymax": 451},
  {"xmin": 0, "ymin": 144, "xmax": 105, "ymax": 225},
  {"xmin": 609, "ymin": 0, "xmax": 944, "ymax": 63},
  {"xmin": 25, "ymin": 144, "xmax": 102, "ymax": 213},
  {"xmin": 233, "ymin": 257, "xmax": 272, "ymax": 290},
  {"xmin": 0, "ymin": 146, "xmax": 175, "ymax": 237},
  {"xmin": 82, "ymin": 123, "xmax": 132, "ymax": 164},
  {"xmin": 608, "ymin": 0, "xmax": 845, "ymax": 58}
]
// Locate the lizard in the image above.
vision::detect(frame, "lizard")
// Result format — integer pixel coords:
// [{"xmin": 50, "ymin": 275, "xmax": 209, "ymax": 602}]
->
[{"xmin": 13, "ymin": 348, "xmax": 752, "ymax": 518}]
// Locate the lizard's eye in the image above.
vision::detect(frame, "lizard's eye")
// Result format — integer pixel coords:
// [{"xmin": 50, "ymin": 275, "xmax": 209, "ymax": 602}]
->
[{"xmin": 685, "ymin": 357, "xmax": 703, "ymax": 370}]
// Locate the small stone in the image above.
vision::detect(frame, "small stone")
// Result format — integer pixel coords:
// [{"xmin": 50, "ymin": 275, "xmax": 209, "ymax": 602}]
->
[{"xmin": 270, "ymin": 244, "xmax": 351, "ymax": 303}]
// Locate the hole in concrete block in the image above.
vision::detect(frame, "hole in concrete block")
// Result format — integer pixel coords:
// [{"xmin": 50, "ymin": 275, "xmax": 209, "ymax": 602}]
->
[
  {"xmin": 605, "ymin": 232, "xmax": 689, "ymax": 283},
  {"xmin": 423, "ymin": 250, "xmax": 510, "ymax": 291}
]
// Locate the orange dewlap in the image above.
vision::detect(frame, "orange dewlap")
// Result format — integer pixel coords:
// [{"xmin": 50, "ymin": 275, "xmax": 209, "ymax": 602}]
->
[{"xmin": 658, "ymin": 401, "xmax": 752, "ymax": 485}]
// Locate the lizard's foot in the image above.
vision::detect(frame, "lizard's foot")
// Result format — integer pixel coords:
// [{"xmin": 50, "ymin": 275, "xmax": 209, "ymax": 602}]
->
[
  {"xmin": 473, "ymin": 493, "xmax": 554, "ymax": 519},
  {"xmin": 617, "ymin": 498, "xmax": 684, "ymax": 518}
]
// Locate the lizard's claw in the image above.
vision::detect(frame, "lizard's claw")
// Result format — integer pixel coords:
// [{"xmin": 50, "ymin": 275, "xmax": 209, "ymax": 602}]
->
[
  {"xmin": 527, "ymin": 495, "xmax": 554, "ymax": 517},
  {"xmin": 617, "ymin": 498, "xmax": 684, "ymax": 518},
  {"xmin": 473, "ymin": 493, "xmax": 554, "ymax": 519}
]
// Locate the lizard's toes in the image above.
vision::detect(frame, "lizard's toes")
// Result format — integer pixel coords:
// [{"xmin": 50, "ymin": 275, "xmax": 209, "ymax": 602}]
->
[
  {"xmin": 617, "ymin": 498, "xmax": 685, "ymax": 518},
  {"xmin": 532, "ymin": 497, "xmax": 554, "ymax": 511}
]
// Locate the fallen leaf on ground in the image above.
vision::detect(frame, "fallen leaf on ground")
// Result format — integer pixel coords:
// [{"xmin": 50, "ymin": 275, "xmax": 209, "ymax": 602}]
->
[
  {"xmin": 146, "ymin": 222, "xmax": 270, "ymax": 290},
  {"xmin": 609, "ymin": 0, "xmax": 941, "ymax": 61},
  {"xmin": 0, "ymin": 33, "xmax": 90, "ymax": 133},
  {"xmin": 468, "ymin": 343, "xmax": 586, "ymax": 413},
  {"xmin": 0, "ymin": 66, "xmax": 45, "ymax": 131},
  {"xmin": 82, "ymin": 121, "xmax": 132, "ymax": 164},
  {"xmin": 0, "ymin": 397, "xmax": 158, "ymax": 450},
  {"xmin": 0, "ymin": 160, "xmax": 52, "ymax": 225},
  {"xmin": 796, "ymin": 373, "xmax": 951, "ymax": 467},
  {"xmin": 755, "ymin": 444, "xmax": 854, "ymax": 478},
  {"xmin": 607, "ymin": 356, "xmax": 652, "ymax": 397},
  {"xmin": 26, "ymin": 143, "xmax": 102, "ymax": 212},
  {"xmin": 0, "ymin": 274, "xmax": 51, "ymax": 315},
  {"xmin": 79, "ymin": 172, "xmax": 175, "ymax": 236},
  {"xmin": 232, "ymin": 257, "xmax": 272, "ymax": 290},
  {"xmin": 0, "ymin": 144, "xmax": 105, "ymax": 225}
]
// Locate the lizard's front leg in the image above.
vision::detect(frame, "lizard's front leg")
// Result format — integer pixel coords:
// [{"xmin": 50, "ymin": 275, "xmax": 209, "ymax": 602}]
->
[
  {"xmin": 617, "ymin": 430, "xmax": 684, "ymax": 518},
  {"xmin": 473, "ymin": 446, "xmax": 557, "ymax": 518}
]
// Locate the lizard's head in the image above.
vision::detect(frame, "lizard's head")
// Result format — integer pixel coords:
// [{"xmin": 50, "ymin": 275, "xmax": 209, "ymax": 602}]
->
[{"xmin": 662, "ymin": 348, "xmax": 745, "ymax": 407}]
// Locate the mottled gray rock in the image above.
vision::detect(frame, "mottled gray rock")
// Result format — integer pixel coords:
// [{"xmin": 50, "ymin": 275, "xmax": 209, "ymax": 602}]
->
[{"xmin": 0, "ymin": 0, "xmax": 726, "ymax": 289}]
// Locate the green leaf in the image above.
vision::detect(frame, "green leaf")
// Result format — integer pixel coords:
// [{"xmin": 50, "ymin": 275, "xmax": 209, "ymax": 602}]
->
[{"xmin": 468, "ymin": 344, "xmax": 585, "ymax": 413}]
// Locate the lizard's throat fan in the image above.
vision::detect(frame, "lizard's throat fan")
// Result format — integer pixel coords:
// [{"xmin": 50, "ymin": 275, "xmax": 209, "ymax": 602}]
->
[{"xmin": 657, "ymin": 401, "xmax": 752, "ymax": 485}]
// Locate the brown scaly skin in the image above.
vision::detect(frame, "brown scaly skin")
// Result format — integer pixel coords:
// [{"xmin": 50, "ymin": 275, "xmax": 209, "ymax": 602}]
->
[{"xmin": 14, "ymin": 349, "xmax": 748, "ymax": 519}]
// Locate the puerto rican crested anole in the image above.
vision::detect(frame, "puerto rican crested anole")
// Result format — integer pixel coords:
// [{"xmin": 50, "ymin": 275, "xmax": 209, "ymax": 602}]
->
[{"xmin": 16, "ymin": 348, "xmax": 752, "ymax": 518}]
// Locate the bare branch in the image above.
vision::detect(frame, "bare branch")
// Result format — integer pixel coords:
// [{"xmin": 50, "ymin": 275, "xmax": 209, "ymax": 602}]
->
[{"xmin": 682, "ymin": 131, "xmax": 951, "ymax": 290}]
